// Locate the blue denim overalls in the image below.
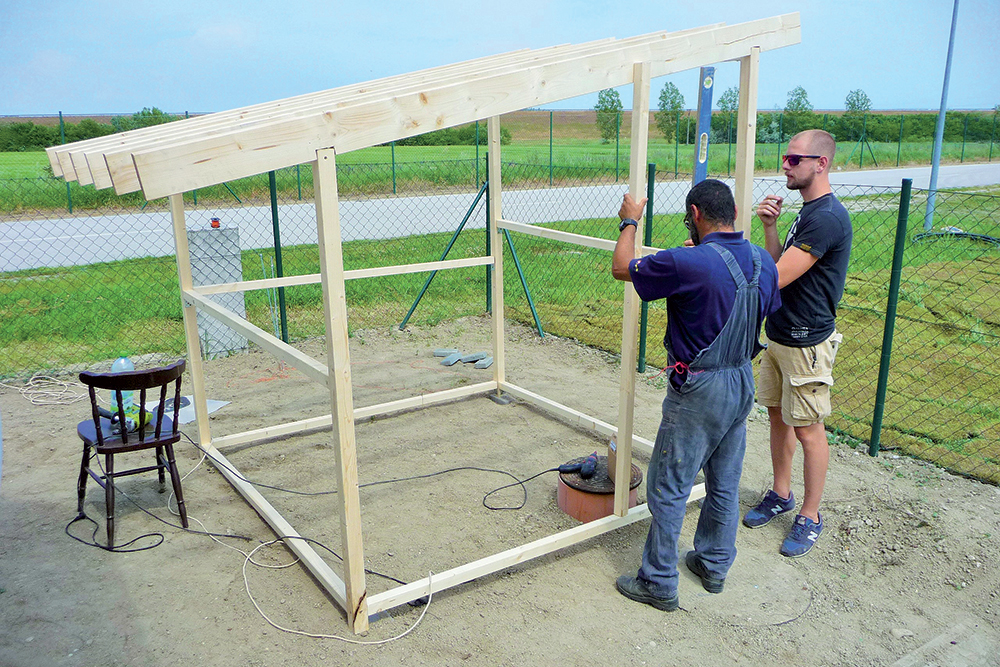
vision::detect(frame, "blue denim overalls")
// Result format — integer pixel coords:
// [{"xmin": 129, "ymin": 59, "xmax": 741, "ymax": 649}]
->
[{"xmin": 637, "ymin": 242, "xmax": 763, "ymax": 598}]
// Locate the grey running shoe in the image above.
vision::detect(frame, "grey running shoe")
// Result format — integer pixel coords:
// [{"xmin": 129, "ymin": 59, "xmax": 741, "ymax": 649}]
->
[{"xmin": 743, "ymin": 489, "xmax": 795, "ymax": 528}]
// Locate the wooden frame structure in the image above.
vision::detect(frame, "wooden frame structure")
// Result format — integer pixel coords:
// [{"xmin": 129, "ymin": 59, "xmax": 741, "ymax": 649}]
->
[{"xmin": 50, "ymin": 15, "xmax": 799, "ymax": 633}]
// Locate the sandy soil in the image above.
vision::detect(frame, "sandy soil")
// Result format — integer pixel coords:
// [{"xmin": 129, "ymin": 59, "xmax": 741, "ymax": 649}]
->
[{"xmin": 1, "ymin": 316, "xmax": 999, "ymax": 667}]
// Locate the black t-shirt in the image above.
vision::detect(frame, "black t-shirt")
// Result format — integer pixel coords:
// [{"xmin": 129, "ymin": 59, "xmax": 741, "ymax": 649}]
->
[{"xmin": 764, "ymin": 192, "xmax": 852, "ymax": 347}]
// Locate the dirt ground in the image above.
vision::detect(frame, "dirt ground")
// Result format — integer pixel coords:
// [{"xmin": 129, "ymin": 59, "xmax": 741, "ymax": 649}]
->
[{"xmin": 1, "ymin": 316, "xmax": 999, "ymax": 667}]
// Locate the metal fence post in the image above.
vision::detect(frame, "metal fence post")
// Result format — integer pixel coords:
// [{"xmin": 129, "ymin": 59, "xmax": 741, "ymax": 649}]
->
[
  {"xmin": 637, "ymin": 163, "xmax": 655, "ymax": 372},
  {"xmin": 391, "ymin": 141, "xmax": 397, "ymax": 195},
  {"xmin": 859, "ymin": 114, "xmax": 867, "ymax": 168},
  {"xmin": 869, "ymin": 178, "xmax": 912, "ymax": 456},
  {"xmin": 990, "ymin": 110, "xmax": 997, "ymax": 161},
  {"xmin": 727, "ymin": 114, "xmax": 733, "ymax": 178},
  {"xmin": 268, "ymin": 171, "xmax": 289, "ymax": 343},
  {"xmin": 961, "ymin": 115, "xmax": 968, "ymax": 163},
  {"xmin": 59, "ymin": 111, "xmax": 73, "ymax": 213},
  {"xmin": 615, "ymin": 111, "xmax": 620, "ymax": 182},
  {"xmin": 674, "ymin": 115, "xmax": 680, "ymax": 178},
  {"xmin": 296, "ymin": 165, "xmax": 302, "ymax": 200},
  {"xmin": 549, "ymin": 110, "xmax": 554, "ymax": 186},
  {"xmin": 897, "ymin": 114, "xmax": 904, "ymax": 167},
  {"xmin": 475, "ymin": 121, "xmax": 480, "ymax": 185},
  {"xmin": 485, "ymin": 153, "xmax": 492, "ymax": 314},
  {"xmin": 777, "ymin": 114, "xmax": 784, "ymax": 172}
]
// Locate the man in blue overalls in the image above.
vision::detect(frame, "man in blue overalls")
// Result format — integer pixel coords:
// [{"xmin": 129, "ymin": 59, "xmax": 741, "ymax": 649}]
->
[{"xmin": 611, "ymin": 179, "xmax": 781, "ymax": 611}]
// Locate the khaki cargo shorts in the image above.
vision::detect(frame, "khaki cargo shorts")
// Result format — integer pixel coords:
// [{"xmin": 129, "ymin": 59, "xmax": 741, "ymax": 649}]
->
[{"xmin": 757, "ymin": 331, "xmax": 843, "ymax": 427}]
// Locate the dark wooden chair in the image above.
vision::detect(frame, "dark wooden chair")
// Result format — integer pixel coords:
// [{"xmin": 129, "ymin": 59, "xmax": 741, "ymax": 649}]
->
[{"xmin": 77, "ymin": 359, "xmax": 188, "ymax": 546}]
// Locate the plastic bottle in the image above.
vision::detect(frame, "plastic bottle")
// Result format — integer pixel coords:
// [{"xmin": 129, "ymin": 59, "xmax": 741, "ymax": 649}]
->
[{"xmin": 110, "ymin": 356, "xmax": 135, "ymax": 424}]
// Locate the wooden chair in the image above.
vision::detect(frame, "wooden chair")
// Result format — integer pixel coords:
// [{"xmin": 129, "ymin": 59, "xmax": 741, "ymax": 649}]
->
[{"xmin": 77, "ymin": 359, "xmax": 188, "ymax": 546}]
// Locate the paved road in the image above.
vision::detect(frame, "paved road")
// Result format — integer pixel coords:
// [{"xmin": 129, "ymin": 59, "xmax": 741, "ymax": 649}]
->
[{"xmin": 3, "ymin": 162, "xmax": 999, "ymax": 272}]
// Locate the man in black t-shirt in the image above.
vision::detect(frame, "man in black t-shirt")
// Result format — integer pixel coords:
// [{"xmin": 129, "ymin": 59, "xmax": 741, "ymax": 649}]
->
[{"xmin": 743, "ymin": 130, "xmax": 852, "ymax": 558}]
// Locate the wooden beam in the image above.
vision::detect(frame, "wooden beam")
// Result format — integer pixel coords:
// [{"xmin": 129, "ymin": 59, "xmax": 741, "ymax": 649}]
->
[
  {"xmin": 193, "ymin": 256, "xmax": 494, "ymax": 296},
  {"xmin": 313, "ymin": 148, "xmax": 369, "ymax": 634},
  {"xmin": 498, "ymin": 219, "xmax": 663, "ymax": 257},
  {"xmin": 368, "ymin": 479, "xmax": 708, "ymax": 615},
  {"xmin": 169, "ymin": 195, "xmax": 212, "ymax": 449},
  {"xmin": 202, "ymin": 443, "xmax": 348, "ymax": 608},
  {"xmin": 354, "ymin": 381, "xmax": 496, "ymax": 421},
  {"xmin": 120, "ymin": 15, "xmax": 799, "ymax": 198},
  {"xmin": 214, "ymin": 382, "xmax": 497, "ymax": 452},
  {"xmin": 610, "ymin": 61, "xmax": 651, "ymax": 516},
  {"xmin": 498, "ymin": 382, "xmax": 653, "ymax": 456},
  {"xmin": 90, "ymin": 36, "xmax": 644, "ymax": 191},
  {"xmin": 487, "ymin": 117, "xmax": 506, "ymax": 394},
  {"xmin": 182, "ymin": 290, "xmax": 330, "ymax": 386},
  {"xmin": 733, "ymin": 47, "xmax": 760, "ymax": 236}
]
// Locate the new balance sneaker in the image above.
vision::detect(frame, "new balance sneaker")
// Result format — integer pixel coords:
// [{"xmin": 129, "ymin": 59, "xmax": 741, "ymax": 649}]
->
[
  {"xmin": 780, "ymin": 513, "xmax": 823, "ymax": 558},
  {"xmin": 615, "ymin": 575, "xmax": 679, "ymax": 611},
  {"xmin": 684, "ymin": 551, "xmax": 725, "ymax": 594},
  {"xmin": 743, "ymin": 490, "xmax": 795, "ymax": 528}
]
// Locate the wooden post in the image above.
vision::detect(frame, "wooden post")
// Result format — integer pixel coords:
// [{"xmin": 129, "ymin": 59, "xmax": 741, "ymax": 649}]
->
[
  {"xmin": 610, "ymin": 62, "xmax": 651, "ymax": 516},
  {"xmin": 169, "ymin": 194, "xmax": 211, "ymax": 448},
  {"xmin": 313, "ymin": 148, "xmax": 368, "ymax": 633},
  {"xmin": 487, "ymin": 116, "xmax": 506, "ymax": 391},
  {"xmin": 733, "ymin": 47, "xmax": 760, "ymax": 236}
]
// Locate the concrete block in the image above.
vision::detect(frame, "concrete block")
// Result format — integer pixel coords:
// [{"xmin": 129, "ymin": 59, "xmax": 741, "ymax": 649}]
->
[
  {"xmin": 474, "ymin": 356, "xmax": 494, "ymax": 369},
  {"xmin": 440, "ymin": 353, "xmax": 462, "ymax": 366},
  {"xmin": 460, "ymin": 352, "xmax": 489, "ymax": 363},
  {"xmin": 433, "ymin": 348, "xmax": 460, "ymax": 357}
]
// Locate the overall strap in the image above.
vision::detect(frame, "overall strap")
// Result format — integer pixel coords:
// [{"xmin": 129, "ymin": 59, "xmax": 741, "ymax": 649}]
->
[{"xmin": 707, "ymin": 243, "xmax": 747, "ymax": 289}]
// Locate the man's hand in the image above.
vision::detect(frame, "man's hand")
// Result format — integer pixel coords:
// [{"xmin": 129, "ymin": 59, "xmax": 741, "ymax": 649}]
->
[
  {"xmin": 618, "ymin": 193, "xmax": 647, "ymax": 222},
  {"xmin": 756, "ymin": 195, "xmax": 783, "ymax": 228}
]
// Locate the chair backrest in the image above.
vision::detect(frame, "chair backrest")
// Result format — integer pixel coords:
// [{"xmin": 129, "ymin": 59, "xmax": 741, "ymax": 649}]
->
[{"xmin": 79, "ymin": 359, "xmax": 186, "ymax": 447}]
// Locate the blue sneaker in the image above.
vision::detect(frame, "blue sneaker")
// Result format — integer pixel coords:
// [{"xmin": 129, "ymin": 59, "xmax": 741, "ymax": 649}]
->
[
  {"xmin": 743, "ymin": 490, "xmax": 795, "ymax": 528},
  {"xmin": 780, "ymin": 513, "xmax": 823, "ymax": 558}
]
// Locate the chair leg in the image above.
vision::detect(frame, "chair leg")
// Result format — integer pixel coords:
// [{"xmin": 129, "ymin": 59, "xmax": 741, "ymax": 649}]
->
[
  {"xmin": 155, "ymin": 445, "xmax": 166, "ymax": 491},
  {"xmin": 163, "ymin": 444, "xmax": 188, "ymax": 528},
  {"xmin": 77, "ymin": 444, "xmax": 91, "ymax": 514},
  {"xmin": 105, "ymin": 453, "xmax": 116, "ymax": 547}
]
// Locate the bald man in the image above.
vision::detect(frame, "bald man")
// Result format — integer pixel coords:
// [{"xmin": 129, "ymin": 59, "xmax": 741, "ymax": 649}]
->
[{"xmin": 744, "ymin": 129, "xmax": 852, "ymax": 558}]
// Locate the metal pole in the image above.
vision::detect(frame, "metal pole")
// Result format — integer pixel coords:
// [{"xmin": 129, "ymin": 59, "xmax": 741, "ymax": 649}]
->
[
  {"xmin": 870, "ymin": 179, "xmax": 912, "ymax": 456},
  {"xmin": 475, "ymin": 121, "xmax": 480, "ymax": 184},
  {"xmin": 859, "ymin": 114, "xmax": 866, "ymax": 168},
  {"xmin": 391, "ymin": 141, "xmax": 397, "ymax": 195},
  {"xmin": 59, "ymin": 111, "xmax": 73, "ymax": 213},
  {"xmin": 990, "ymin": 109, "xmax": 997, "ymax": 161},
  {"xmin": 503, "ymin": 229, "xmax": 544, "ymax": 337},
  {"xmin": 485, "ymin": 153, "xmax": 492, "ymax": 314},
  {"xmin": 925, "ymin": 0, "xmax": 960, "ymax": 232},
  {"xmin": 961, "ymin": 115, "xmax": 968, "ymax": 163},
  {"xmin": 549, "ymin": 110, "xmax": 554, "ymax": 186},
  {"xmin": 897, "ymin": 114, "xmax": 904, "ymax": 167},
  {"xmin": 727, "ymin": 114, "xmax": 733, "ymax": 178},
  {"xmin": 637, "ymin": 163, "xmax": 655, "ymax": 373},
  {"xmin": 674, "ymin": 115, "xmax": 680, "ymax": 178},
  {"xmin": 777, "ymin": 114, "xmax": 784, "ymax": 173},
  {"xmin": 615, "ymin": 111, "xmax": 620, "ymax": 182},
  {"xmin": 399, "ymin": 181, "xmax": 489, "ymax": 329},
  {"xmin": 269, "ymin": 171, "xmax": 288, "ymax": 343},
  {"xmin": 296, "ymin": 165, "xmax": 302, "ymax": 200}
]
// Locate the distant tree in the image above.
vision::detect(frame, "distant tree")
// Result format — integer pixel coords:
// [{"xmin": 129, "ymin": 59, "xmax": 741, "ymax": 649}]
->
[
  {"xmin": 845, "ymin": 89, "xmax": 872, "ymax": 114},
  {"xmin": 111, "ymin": 107, "xmax": 179, "ymax": 132},
  {"xmin": 655, "ymin": 83, "xmax": 685, "ymax": 141},
  {"xmin": 718, "ymin": 86, "xmax": 739, "ymax": 119},
  {"xmin": 594, "ymin": 89, "xmax": 623, "ymax": 144},
  {"xmin": 783, "ymin": 86, "xmax": 815, "ymax": 138}
]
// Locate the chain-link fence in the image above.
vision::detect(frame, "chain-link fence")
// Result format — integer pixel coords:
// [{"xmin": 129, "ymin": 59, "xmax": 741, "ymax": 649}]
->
[{"xmin": 2, "ymin": 131, "xmax": 999, "ymax": 484}]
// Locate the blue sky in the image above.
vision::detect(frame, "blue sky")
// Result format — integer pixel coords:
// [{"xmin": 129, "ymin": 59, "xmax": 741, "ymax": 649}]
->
[{"xmin": 1, "ymin": 0, "xmax": 997, "ymax": 116}]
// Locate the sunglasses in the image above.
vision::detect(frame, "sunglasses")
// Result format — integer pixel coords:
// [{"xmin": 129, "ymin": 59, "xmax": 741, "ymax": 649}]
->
[{"xmin": 782, "ymin": 154, "xmax": 822, "ymax": 166}]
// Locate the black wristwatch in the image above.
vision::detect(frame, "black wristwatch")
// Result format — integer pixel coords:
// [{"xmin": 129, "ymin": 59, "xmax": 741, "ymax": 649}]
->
[{"xmin": 619, "ymin": 218, "xmax": 638, "ymax": 233}]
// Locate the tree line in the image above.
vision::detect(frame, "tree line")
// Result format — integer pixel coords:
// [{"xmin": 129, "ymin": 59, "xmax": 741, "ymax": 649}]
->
[{"xmin": 595, "ymin": 86, "xmax": 999, "ymax": 144}]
